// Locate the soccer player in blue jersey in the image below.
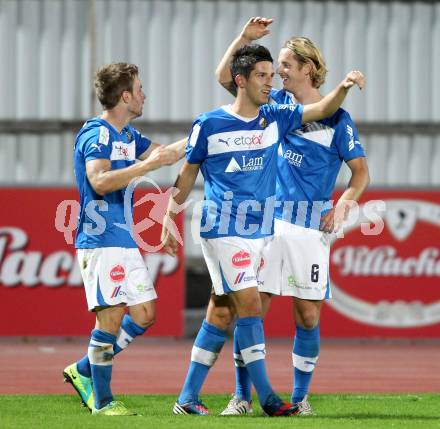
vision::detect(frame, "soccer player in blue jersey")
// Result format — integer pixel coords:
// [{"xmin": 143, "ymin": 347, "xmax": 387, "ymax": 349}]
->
[
  {"xmin": 214, "ymin": 18, "xmax": 370, "ymax": 415},
  {"xmin": 162, "ymin": 45, "xmax": 364, "ymax": 416},
  {"xmin": 63, "ymin": 63, "xmax": 186, "ymax": 416}
]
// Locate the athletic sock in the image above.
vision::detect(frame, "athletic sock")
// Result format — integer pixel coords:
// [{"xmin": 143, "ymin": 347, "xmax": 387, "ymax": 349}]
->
[
  {"xmin": 291, "ymin": 324, "xmax": 320, "ymax": 403},
  {"xmin": 88, "ymin": 329, "xmax": 116, "ymax": 409},
  {"xmin": 235, "ymin": 317, "xmax": 273, "ymax": 406},
  {"xmin": 233, "ymin": 326, "xmax": 252, "ymax": 402},
  {"xmin": 76, "ymin": 314, "xmax": 146, "ymax": 377},
  {"xmin": 178, "ymin": 320, "xmax": 226, "ymax": 404}
]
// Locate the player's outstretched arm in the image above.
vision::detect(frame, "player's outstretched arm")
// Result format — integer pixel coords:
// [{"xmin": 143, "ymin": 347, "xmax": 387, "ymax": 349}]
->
[
  {"xmin": 138, "ymin": 137, "xmax": 187, "ymax": 162},
  {"xmin": 302, "ymin": 70, "xmax": 365, "ymax": 124},
  {"xmin": 161, "ymin": 161, "xmax": 200, "ymax": 256},
  {"xmin": 320, "ymin": 157, "xmax": 370, "ymax": 233},
  {"xmin": 86, "ymin": 146, "xmax": 179, "ymax": 196},
  {"xmin": 215, "ymin": 17, "xmax": 273, "ymax": 96}
]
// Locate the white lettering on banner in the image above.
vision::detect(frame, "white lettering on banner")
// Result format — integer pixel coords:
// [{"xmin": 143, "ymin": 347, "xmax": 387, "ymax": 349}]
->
[
  {"xmin": 332, "ymin": 246, "xmax": 440, "ymax": 277},
  {"xmin": 0, "ymin": 227, "xmax": 179, "ymax": 288},
  {"xmin": 328, "ymin": 199, "xmax": 440, "ymax": 328}
]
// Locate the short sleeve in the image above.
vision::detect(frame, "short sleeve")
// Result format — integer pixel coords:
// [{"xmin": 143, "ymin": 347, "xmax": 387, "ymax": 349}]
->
[
  {"xmin": 82, "ymin": 126, "xmax": 112, "ymax": 161},
  {"xmin": 334, "ymin": 114, "xmax": 365, "ymax": 161},
  {"xmin": 262, "ymin": 104, "xmax": 304, "ymax": 137},
  {"xmin": 185, "ymin": 120, "xmax": 208, "ymax": 164},
  {"xmin": 133, "ymin": 127, "xmax": 152, "ymax": 158}
]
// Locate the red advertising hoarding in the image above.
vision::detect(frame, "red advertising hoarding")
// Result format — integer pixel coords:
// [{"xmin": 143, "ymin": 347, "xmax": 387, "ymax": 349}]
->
[
  {"xmin": 0, "ymin": 188, "xmax": 184, "ymax": 336},
  {"xmin": 264, "ymin": 190, "xmax": 440, "ymax": 338}
]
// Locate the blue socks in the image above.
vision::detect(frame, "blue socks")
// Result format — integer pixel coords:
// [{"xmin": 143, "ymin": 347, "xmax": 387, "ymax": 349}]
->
[
  {"xmin": 233, "ymin": 326, "xmax": 252, "ymax": 402},
  {"xmin": 292, "ymin": 324, "xmax": 320, "ymax": 403},
  {"xmin": 178, "ymin": 320, "xmax": 226, "ymax": 404},
  {"xmin": 235, "ymin": 317, "xmax": 273, "ymax": 406},
  {"xmin": 77, "ymin": 314, "xmax": 146, "ymax": 378},
  {"xmin": 114, "ymin": 313, "xmax": 146, "ymax": 354},
  {"xmin": 88, "ymin": 329, "xmax": 116, "ymax": 409}
]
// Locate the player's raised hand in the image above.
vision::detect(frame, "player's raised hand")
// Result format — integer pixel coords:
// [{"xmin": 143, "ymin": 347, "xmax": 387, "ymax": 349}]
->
[
  {"xmin": 341, "ymin": 70, "xmax": 365, "ymax": 90},
  {"xmin": 240, "ymin": 17, "xmax": 274, "ymax": 42},
  {"xmin": 161, "ymin": 215, "xmax": 179, "ymax": 256}
]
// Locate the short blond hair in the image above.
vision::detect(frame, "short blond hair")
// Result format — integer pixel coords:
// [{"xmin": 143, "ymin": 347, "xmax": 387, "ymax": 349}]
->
[{"xmin": 283, "ymin": 37, "xmax": 327, "ymax": 88}]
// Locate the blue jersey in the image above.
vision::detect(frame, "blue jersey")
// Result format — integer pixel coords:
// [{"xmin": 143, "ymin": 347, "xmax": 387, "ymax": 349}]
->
[
  {"xmin": 270, "ymin": 89, "xmax": 366, "ymax": 229},
  {"xmin": 74, "ymin": 117, "xmax": 151, "ymax": 248},
  {"xmin": 186, "ymin": 103, "xmax": 303, "ymax": 239}
]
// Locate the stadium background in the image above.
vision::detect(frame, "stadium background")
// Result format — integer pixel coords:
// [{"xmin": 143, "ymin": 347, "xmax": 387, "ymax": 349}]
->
[{"xmin": 0, "ymin": 0, "xmax": 440, "ymax": 397}]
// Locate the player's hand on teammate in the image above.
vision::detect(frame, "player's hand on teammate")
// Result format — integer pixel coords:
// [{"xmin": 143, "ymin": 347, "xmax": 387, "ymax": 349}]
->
[
  {"xmin": 240, "ymin": 17, "xmax": 274, "ymax": 42},
  {"xmin": 320, "ymin": 202, "xmax": 353, "ymax": 233},
  {"xmin": 161, "ymin": 215, "xmax": 179, "ymax": 256},
  {"xmin": 341, "ymin": 70, "xmax": 365, "ymax": 90},
  {"xmin": 144, "ymin": 146, "xmax": 180, "ymax": 171}
]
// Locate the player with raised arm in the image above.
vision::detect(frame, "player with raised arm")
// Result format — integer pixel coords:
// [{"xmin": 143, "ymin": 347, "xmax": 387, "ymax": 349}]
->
[
  {"xmin": 63, "ymin": 63, "xmax": 186, "ymax": 416},
  {"xmin": 215, "ymin": 18, "xmax": 370, "ymax": 416},
  {"xmin": 162, "ymin": 45, "xmax": 364, "ymax": 416}
]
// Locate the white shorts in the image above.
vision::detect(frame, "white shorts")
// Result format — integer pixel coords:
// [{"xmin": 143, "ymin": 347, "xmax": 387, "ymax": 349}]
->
[
  {"xmin": 77, "ymin": 247, "xmax": 157, "ymax": 311},
  {"xmin": 200, "ymin": 236, "xmax": 269, "ymax": 296},
  {"xmin": 258, "ymin": 219, "xmax": 331, "ymax": 300}
]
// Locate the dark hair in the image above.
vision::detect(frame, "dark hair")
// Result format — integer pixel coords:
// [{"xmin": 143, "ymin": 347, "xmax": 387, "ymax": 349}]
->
[
  {"xmin": 230, "ymin": 44, "xmax": 273, "ymax": 88},
  {"xmin": 94, "ymin": 63, "xmax": 139, "ymax": 110}
]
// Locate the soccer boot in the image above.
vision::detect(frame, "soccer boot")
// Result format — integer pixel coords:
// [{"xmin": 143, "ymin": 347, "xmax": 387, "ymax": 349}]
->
[
  {"xmin": 173, "ymin": 400, "xmax": 209, "ymax": 415},
  {"xmin": 261, "ymin": 393, "xmax": 299, "ymax": 417},
  {"xmin": 92, "ymin": 400, "xmax": 137, "ymax": 416},
  {"xmin": 63, "ymin": 363, "xmax": 94, "ymax": 411},
  {"xmin": 220, "ymin": 394, "xmax": 253, "ymax": 415},
  {"xmin": 294, "ymin": 394, "xmax": 314, "ymax": 416}
]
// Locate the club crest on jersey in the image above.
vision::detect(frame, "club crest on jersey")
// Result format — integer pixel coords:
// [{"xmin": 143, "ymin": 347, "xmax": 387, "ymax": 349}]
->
[
  {"xmin": 259, "ymin": 117, "xmax": 268, "ymax": 129},
  {"xmin": 125, "ymin": 130, "xmax": 132, "ymax": 141}
]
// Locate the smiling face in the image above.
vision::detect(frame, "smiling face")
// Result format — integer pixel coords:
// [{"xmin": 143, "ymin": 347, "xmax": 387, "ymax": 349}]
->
[
  {"xmin": 277, "ymin": 47, "xmax": 310, "ymax": 94},
  {"xmin": 239, "ymin": 61, "xmax": 274, "ymax": 106}
]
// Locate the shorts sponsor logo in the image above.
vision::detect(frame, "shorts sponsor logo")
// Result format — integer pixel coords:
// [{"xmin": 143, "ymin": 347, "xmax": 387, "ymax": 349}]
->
[
  {"xmin": 234, "ymin": 272, "xmax": 255, "ymax": 285},
  {"xmin": 136, "ymin": 284, "xmax": 149, "ymax": 293},
  {"xmin": 110, "ymin": 286, "xmax": 126, "ymax": 298},
  {"xmin": 110, "ymin": 265, "xmax": 125, "ymax": 282},
  {"xmin": 232, "ymin": 251, "xmax": 251, "ymax": 268}
]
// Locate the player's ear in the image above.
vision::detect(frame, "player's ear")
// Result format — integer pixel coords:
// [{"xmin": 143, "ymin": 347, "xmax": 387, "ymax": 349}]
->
[
  {"xmin": 234, "ymin": 74, "xmax": 245, "ymax": 89},
  {"xmin": 303, "ymin": 61, "xmax": 314, "ymax": 79},
  {"xmin": 121, "ymin": 90, "xmax": 130, "ymax": 104}
]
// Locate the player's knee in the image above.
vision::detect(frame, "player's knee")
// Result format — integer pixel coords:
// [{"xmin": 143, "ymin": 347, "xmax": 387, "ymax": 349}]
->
[
  {"xmin": 208, "ymin": 306, "xmax": 233, "ymax": 330},
  {"xmin": 136, "ymin": 310, "xmax": 156, "ymax": 329},
  {"xmin": 299, "ymin": 311, "xmax": 319, "ymax": 329},
  {"xmin": 239, "ymin": 298, "xmax": 262, "ymax": 318}
]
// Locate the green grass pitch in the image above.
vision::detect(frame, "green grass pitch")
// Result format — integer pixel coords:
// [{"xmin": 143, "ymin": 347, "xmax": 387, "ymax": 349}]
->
[{"xmin": 1, "ymin": 394, "xmax": 439, "ymax": 429}]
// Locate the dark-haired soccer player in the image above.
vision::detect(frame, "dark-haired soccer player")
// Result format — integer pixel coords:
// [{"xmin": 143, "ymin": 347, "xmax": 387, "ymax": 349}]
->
[
  {"xmin": 162, "ymin": 45, "xmax": 364, "ymax": 416},
  {"xmin": 215, "ymin": 18, "xmax": 369, "ymax": 416}
]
